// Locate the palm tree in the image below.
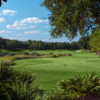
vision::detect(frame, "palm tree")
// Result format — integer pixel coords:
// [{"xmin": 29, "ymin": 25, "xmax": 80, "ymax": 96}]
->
[{"xmin": 0, "ymin": 0, "xmax": 7, "ymax": 7}]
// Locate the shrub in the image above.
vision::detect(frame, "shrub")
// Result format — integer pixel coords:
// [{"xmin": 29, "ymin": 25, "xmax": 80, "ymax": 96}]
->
[
  {"xmin": 31, "ymin": 52, "xmax": 40, "ymax": 56},
  {"xmin": 52, "ymin": 54, "xmax": 58, "ymax": 58},
  {"xmin": 21, "ymin": 52, "xmax": 30, "ymax": 55},
  {"xmin": 0, "ymin": 82, "xmax": 10, "ymax": 100},
  {"xmin": 58, "ymin": 73, "xmax": 100, "ymax": 99},
  {"xmin": 62, "ymin": 53, "xmax": 72, "ymax": 56},
  {"xmin": 51, "ymin": 53, "xmax": 72, "ymax": 58},
  {"xmin": 0, "ymin": 59, "xmax": 14, "ymax": 66},
  {"xmin": 6, "ymin": 53, "xmax": 16, "ymax": 56},
  {"xmin": 13, "ymin": 54, "xmax": 33, "ymax": 60},
  {"xmin": 0, "ymin": 62, "xmax": 43, "ymax": 100},
  {"xmin": 49, "ymin": 52, "xmax": 53, "ymax": 55},
  {"xmin": 9, "ymin": 80, "xmax": 43, "ymax": 100}
]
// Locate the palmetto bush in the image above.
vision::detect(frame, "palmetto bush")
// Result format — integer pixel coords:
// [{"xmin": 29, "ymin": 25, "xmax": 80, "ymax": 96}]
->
[
  {"xmin": 0, "ymin": 62, "xmax": 43, "ymax": 100},
  {"xmin": 58, "ymin": 73, "xmax": 100, "ymax": 100},
  {"xmin": 9, "ymin": 80, "xmax": 43, "ymax": 100}
]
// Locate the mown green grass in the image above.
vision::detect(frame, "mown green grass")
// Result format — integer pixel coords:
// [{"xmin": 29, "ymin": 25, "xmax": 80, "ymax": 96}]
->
[{"xmin": 12, "ymin": 50, "xmax": 100, "ymax": 91}]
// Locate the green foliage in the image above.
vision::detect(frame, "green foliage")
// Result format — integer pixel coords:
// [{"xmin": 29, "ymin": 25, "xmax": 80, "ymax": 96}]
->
[
  {"xmin": 0, "ymin": 62, "xmax": 43, "ymax": 100},
  {"xmin": 89, "ymin": 25, "xmax": 100, "ymax": 52},
  {"xmin": 42, "ymin": 0, "xmax": 100, "ymax": 39},
  {"xmin": 78, "ymin": 36, "xmax": 90, "ymax": 50},
  {"xmin": 0, "ymin": 37, "xmax": 80, "ymax": 50},
  {"xmin": 9, "ymin": 80, "xmax": 43, "ymax": 100},
  {"xmin": 48, "ymin": 53, "xmax": 72, "ymax": 58},
  {"xmin": 0, "ymin": 82, "xmax": 10, "ymax": 100},
  {"xmin": 58, "ymin": 73, "xmax": 100, "ymax": 99},
  {"xmin": 0, "ymin": 59, "xmax": 14, "ymax": 66}
]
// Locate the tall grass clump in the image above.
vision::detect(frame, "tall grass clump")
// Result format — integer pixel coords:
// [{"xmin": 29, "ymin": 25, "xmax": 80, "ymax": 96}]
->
[{"xmin": 0, "ymin": 62, "xmax": 43, "ymax": 100}]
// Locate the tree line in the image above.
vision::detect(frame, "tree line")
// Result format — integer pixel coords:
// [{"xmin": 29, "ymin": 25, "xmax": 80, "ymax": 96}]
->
[{"xmin": 0, "ymin": 37, "xmax": 83, "ymax": 50}]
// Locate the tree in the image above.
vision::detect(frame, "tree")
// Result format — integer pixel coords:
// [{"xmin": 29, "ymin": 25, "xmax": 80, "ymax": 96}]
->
[
  {"xmin": 0, "ymin": 0, "xmax": 7, "ymax": 7},
  {"xmin": 78, "ymin": 36, "xmax": 90, "ymax": 50},
  {"xmin": 42, "ymin": 0, "xmax": 100, "ymax": 39},
  {"xmin": 70, "ymin": 42, "xmax": 80, "ymax": 50},
  {"xmin": 89, "ymin": 25, "xmax": 100, "ymax": 57},
  {"xmin": 0, "ymin": 37, "xmax": 6, "ymax": 49}
]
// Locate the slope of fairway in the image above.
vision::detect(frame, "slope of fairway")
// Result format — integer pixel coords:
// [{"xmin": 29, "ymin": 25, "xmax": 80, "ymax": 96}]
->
[{"xmin": 12, "ymin": 50, "xmax": 100, "ymax": 91}]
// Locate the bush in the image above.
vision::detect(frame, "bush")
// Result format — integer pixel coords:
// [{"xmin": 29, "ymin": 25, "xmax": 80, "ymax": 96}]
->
[
  {"xmin": 31, "ymin": 52, "xmax": 40, "ymax": 56},
  {"xmin": 58, "ymin": 73, "xmax": 100, "ymax": 99},
  {"xmin": 21, "ymin": 52, "xmax": 30, "ymax": 55},
  {"xmin": 13, "ymin": 54, "xmax": 33, "ymax": 60},
  {"xmin": 52, "ymin": 54, "xmax": 59, "ymax": 58},
  {"xmin": 0, "ymin": 59, "xmax": 14, "ymax": 66},
  {"xmin": 0, "ymin": 62, "xmax": 43, "ymax": 100},
  {"xmin": 6, "ymin": 53, "xmax": 16, "ymax": 56},
  {"xmin": 49, "ymin": 52, "xmax": 53, "ymax": 55},
  {"xmin": 50, "ymin": 53, "xmax": 72, "ymax": 58},
  {"xmin": 42, "ymin": 73, "xmax": 100, "ymax": 100},
  {"xmin": 62, "ymin": 53, "xmax": 72, "ymax": 56}
]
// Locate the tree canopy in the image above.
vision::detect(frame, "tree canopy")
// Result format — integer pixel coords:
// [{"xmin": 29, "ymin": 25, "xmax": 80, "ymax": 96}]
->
[
  {"xmin": 43, "ymin": 0, "xmax": 100, "ymax": 39},
  {"xmin": 0, "ymin": 37, "xmax": 80, "ymax": 50},
  {"xmin": 89, "ymin": 25, "xmax": 100, "ymax": 53},
  {"xmin": 0, "ymin": 0, "xmax": 7, "ymax": 7},
  {"xmin": 78, "ymin": 36, "xmax": 90, "ymax": 50}
]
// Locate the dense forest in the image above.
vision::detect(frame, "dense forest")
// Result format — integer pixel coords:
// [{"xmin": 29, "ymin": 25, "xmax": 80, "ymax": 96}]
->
[{"xmin": 0, "ymin": 37, "xmax": 81, "ymax": 50}]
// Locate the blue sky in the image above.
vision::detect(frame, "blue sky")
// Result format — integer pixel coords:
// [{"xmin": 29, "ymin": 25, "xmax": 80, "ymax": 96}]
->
[{"xmin": 0, "ymin": 0, "xmax": 80, "ymax": 42}]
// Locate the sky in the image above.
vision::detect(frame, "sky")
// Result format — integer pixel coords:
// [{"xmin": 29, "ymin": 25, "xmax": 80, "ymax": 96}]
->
[{"xmin": 0, "ymin": 0, "xmax": 80, "ymax": 42}]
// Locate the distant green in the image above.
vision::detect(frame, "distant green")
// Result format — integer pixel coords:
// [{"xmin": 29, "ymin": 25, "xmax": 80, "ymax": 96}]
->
[{"xmin": 12, "ymin": 50, "xmax": 100, "ymax": 91}]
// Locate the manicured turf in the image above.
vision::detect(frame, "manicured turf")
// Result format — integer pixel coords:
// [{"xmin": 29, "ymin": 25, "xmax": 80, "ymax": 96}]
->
[{"xmin": 12, "ymin": 50, "xmax": 100, "ymax": 91}]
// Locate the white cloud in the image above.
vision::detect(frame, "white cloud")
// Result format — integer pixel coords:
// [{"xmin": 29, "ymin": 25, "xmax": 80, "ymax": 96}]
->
[
  {"xmin": 24, "ymin": 31, "xmax": 40, "ymax": 34},
  {"xmin": 6, "ymin": 17, "xmax": 48, "ymax": 30},
  {"xmin": 0, "ymin": 30, "xmax": 11, "ymax": 34},
  {"xmin": 6, "ymin": 21, "xmax": 27, "ymax": 29},
  {"xmin": 0, "ymin": 17, "xmax": 5, "ymax": 23},
  {"xmin": 0, "ymin": 9, "xmax": 17, "ymax": 16},
  {"xmin": 20, "ymin": 17, "xmax": 48, "ymax": 24},
  {"xmin": 29, "ymin": 25, "xmax": 36, "ymax": 28}
]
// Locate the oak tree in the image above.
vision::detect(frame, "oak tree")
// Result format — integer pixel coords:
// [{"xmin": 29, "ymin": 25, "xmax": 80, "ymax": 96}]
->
[{"xmin": 43, "ymin": 0, "xmax": 100, "ymax": 39}]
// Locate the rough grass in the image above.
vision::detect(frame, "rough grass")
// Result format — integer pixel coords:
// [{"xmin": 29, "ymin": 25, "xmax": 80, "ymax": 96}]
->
[{"xmin": 11, "ymin": 50, "xmax": 100, "ymax": 91}]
